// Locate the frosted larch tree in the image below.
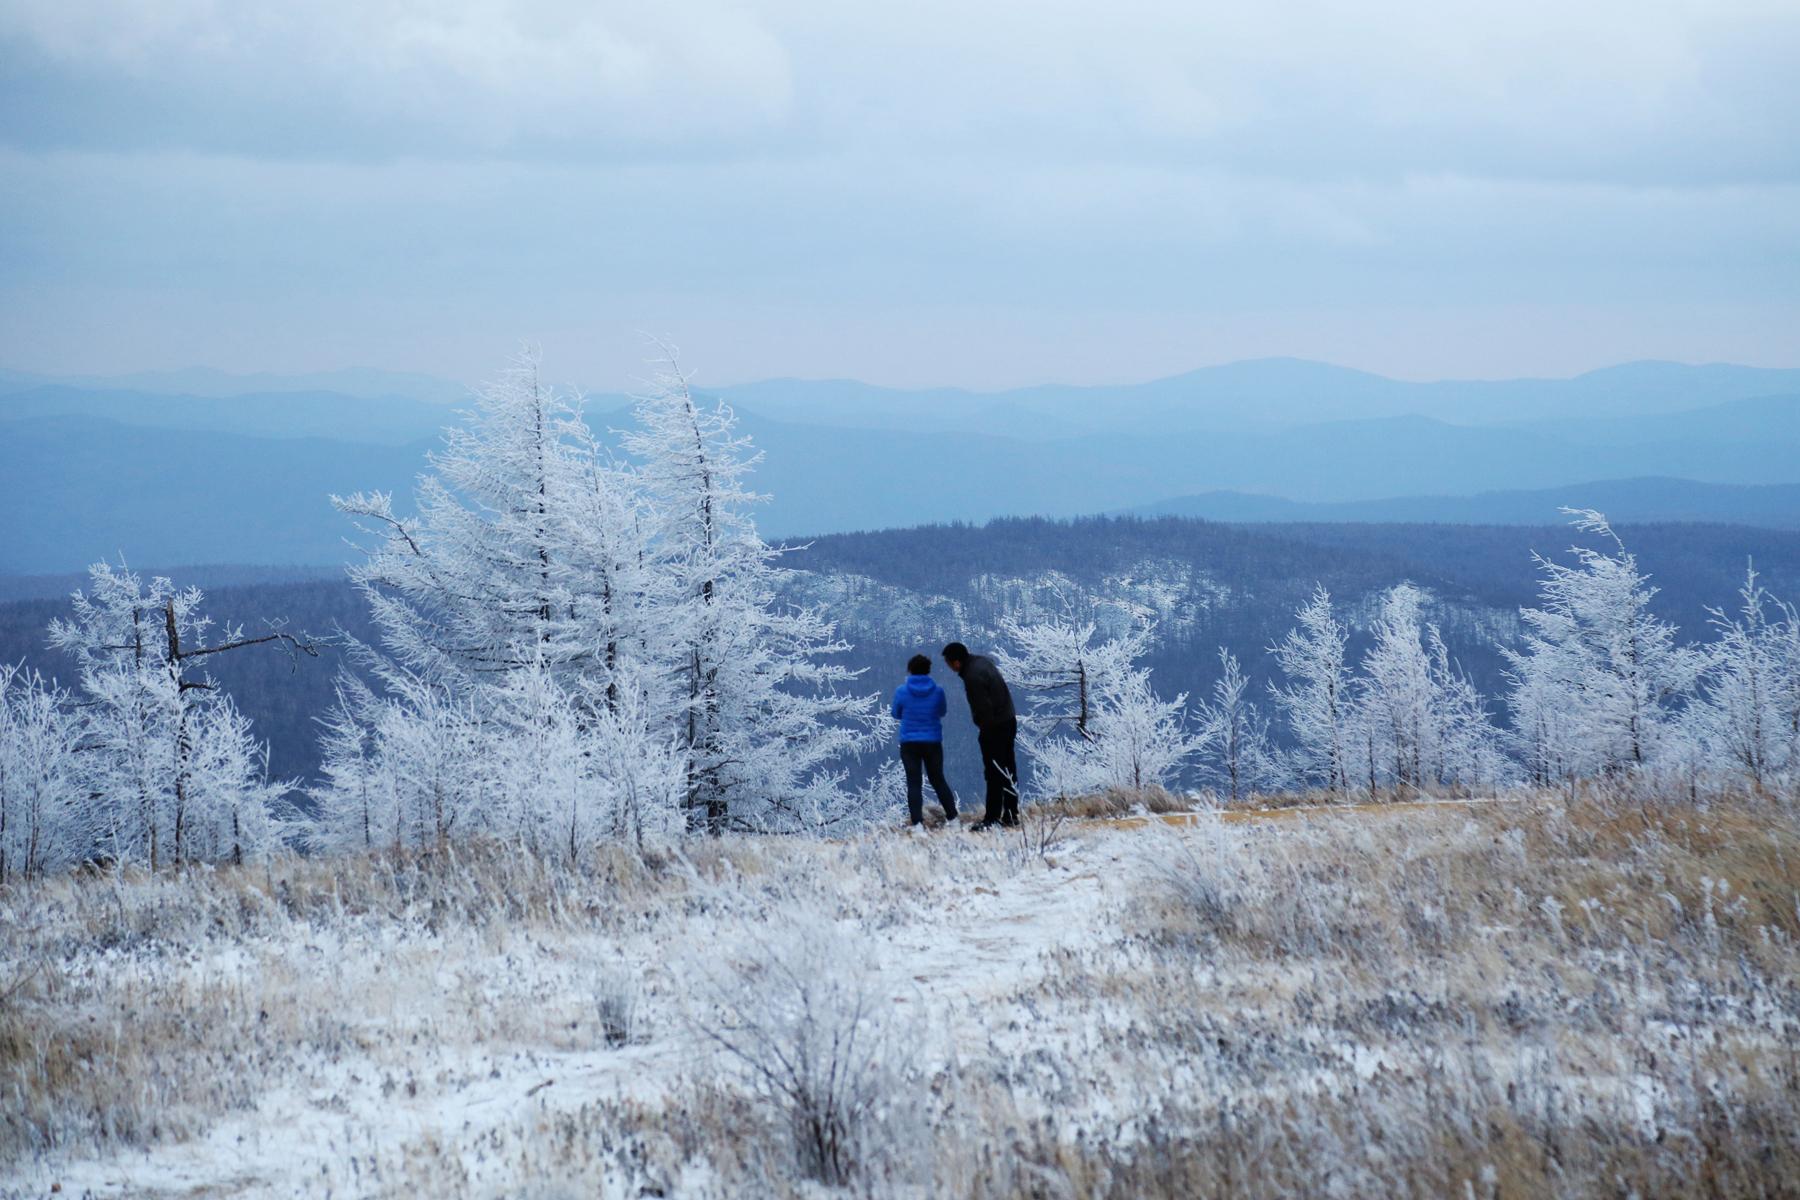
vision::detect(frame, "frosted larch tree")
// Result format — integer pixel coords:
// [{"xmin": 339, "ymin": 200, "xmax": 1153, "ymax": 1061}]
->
[
  {"xmin": 1502, "ymin": 510, "xmax": 1701, "ymax": 783},
  {"xmin": 1691, "ymin": 563, "xmax": 1794, "ymax": 791},
  {"xmin": 998, "ymin": 611, "xmax": 1148, "ymax": 744},
  {"xmin": 1000, "ymin": 611, "xmax": 1198, "ymax": 799},
  {"xmin": 0, "ymin": 664, "xmax": 81, "ymax": 880},
  {"xmin": 1196, "ymin": 647, "xmax": 1280, "ymax": 803},
  {"xmin": 623, "ymin": 349, "xmax": 872, "ymax": 832},
  {"xmin": 1356, "ymin": 584, "xmax": 1435, "ymax": 796},
  {"xmin": 48, "ymin": 563, "xmax": 309, "ymax": 869},
  {"xmin": 334, "ymin": 353, "xmax": 643, "ymax": 700},
  {"xmin": 1268, "ymin": 585, "xmax": 1351, "ymax": 794}
]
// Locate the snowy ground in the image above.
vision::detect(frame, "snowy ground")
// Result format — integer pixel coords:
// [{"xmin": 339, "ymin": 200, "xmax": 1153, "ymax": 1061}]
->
[{"xmin": 5, "ymin": 795, "xmax": 1799, "ymax": 1198}]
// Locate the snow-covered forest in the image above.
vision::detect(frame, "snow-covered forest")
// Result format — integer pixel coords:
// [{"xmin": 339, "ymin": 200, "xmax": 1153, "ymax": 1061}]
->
[
  {"xmin": 4, "ymin": 354, "xmax": 1799, "ymax": 1198},
  {"xmin": 4, "ymin": 355, "xmax": 1800, "ymax": 880}
]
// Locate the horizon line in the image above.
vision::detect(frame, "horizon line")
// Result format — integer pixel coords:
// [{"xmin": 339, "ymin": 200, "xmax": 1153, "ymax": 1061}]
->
[{"xmin": 6, "ymin": 354, "xmax": 1800, "ymax": 399}]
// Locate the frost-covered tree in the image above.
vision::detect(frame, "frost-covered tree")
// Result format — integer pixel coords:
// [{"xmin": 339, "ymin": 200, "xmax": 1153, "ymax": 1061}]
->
[
  {"xmin": 1004, "ymin": 613, "xmax": 1199, "ymax": 799},
  {"xmin": 312, "ymin": 658, "xmax": 687, "ymax": 858},
  {"xmin": 310, "ymin": 676, "xmax": 387, "ymax": 854},
  {"xmin": 334, "ymin": 353, "xmax": 647, "ymax": 703},
  {"xmin": 325, "ymin": 350, "xmax": 873, "ymax": 845},
  {"xmin": 1424, "ymin": 625, "xmax": 1510, "ymax": 791},
  {"xmin": 577, "ymin": 669, "xmax": 687, "ymax": 851},
  {"xmin": 1031, "ymin": 671, "xmax": 1200, "ymax": 799},
  {"xmin": 364, "ymin": 671, "xmax": 486, "ymax": 853},
  {"xmin": 0, "ymin": 665, "xmax": 81, "ymax": 880},
  {"xmin": 1503, "ymin": 629, "xmax": 1576, "ymax": 789},
  {"xmin": 1352, "ymin": 584, "xmax": 1506, "ymax": 797},
  {"xmin": 1775, "ymin": 601, "xmax": 1800, "ymax": 790},
  {"xmin": 1355, "ymin": 584, "xmax": 1435, "ymax": 795},
  {"xmin": 48, "ymin": 563, "xmax": 305, "ymax": 869},
  {"xmin": 623, "ymin": 352, "xmax": 872, "ymax": 832},
  {"xmin": 998, "ymin": 612, "xmax": 1149, "ymax": 743},
  {"xmin": 1503, "ymin": 511, "xmax": 1702, "ymax": 783},
  {"xmin": 1195, "ymin": 648, "xmax": 1281, "ymax": 803},
  {"xmin": 1268, "ymin": 585, "xmax": 1351, "ymax": 793},
  {"xmin": 327, "ymin": 354, "xmax": 658, "ymax": 853},
  {"xmin": 1092, "ymin": 673, "xmax": 1201, "ymax": 794},
  {"xmin": 1689, "ymin": 563, "xmax": 1797, "ymax": 792},
  {"xmin": 175, "ymin": 701, "xmax": 288, "ymax": 866},
  {"xmin": 483, "ymin": 659, "xmax": 683, "ymax": 859}
]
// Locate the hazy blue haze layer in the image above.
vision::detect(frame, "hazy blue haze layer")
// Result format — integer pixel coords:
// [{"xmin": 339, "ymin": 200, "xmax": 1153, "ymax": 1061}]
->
[{"xmin": 3, "ymin": 359, "xmax": 1797, "ymax": 573}]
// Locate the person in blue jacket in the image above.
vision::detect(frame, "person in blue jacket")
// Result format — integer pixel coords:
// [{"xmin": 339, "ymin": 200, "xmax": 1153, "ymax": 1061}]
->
[{"xmin": 891, "ymin": 653, "xmax": 960, "ymax": 828}]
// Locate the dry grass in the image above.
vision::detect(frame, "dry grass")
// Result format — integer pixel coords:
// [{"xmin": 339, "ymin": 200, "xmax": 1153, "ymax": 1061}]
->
[
  {"xmin": 1, "ymin": 840, "xmax": 660, "ymax": 1166},
  {"xmin": 1023, "ymin": 791, "xmax": 1800, "ymax": 1199},
  {"xmin": 4, "ymin": 790, "xmax": 1798, "ymax": 1198},
  {"xmin": 0, "ymin": 829, "xmax": 1010, "ymax": 1185},
  {"xmin": 1036, "ymin": 786, "xmax": 1198, "ymax": 820}
]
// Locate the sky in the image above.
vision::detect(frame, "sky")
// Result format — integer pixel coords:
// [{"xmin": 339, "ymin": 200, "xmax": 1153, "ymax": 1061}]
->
[{"xmin": 1, "ymin": 0, "xmax": 1797, "ymax": 391}]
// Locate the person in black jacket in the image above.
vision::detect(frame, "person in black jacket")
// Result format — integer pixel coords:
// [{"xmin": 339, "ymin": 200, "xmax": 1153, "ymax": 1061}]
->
[{"xmin": 942, "ymin": 642, "xmax": 1019, "ymax": 829}]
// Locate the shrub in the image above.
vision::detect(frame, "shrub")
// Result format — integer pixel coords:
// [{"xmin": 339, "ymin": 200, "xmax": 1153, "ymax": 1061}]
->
[{"xmin": 687, "ymin": 914, "xmax": 924, "ymax": 1187}]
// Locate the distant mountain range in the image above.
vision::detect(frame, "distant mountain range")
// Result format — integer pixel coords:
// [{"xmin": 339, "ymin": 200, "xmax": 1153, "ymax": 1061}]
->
[
  {"xmin": 8, "ymin": 357, "xmax": 1800, "ymax": 435},
  {"xmin": 3, "ymin": 358, "xmax": 1797, "ymax": 573},
  {"xmin": 715, "ymin": 359, "xmax": 1800, "ymax": 436},
  {"xmin": 1127, "ymin": 478, "xmax": 1800, "ymax": 529},
  {"xmin": 0, "ymin": 385, "xmax": 466, "ymax": 445},
  {"xmin": 0, "ymin": 365, "xmax": 469, "ymax": 405},
  {"xmin": 0, "ymin": 416, "xmax": 434, "ymax": 572}
]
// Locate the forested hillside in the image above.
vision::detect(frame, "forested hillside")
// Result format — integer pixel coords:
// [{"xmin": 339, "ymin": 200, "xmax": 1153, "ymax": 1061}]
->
[{"xmin": 7, "ymin": 516, "xmax": 1796, "ymax": 792}]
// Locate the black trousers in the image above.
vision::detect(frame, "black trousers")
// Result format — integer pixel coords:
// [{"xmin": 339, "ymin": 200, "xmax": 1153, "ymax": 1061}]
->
[
  {"xmin": 978, "ymin": 718, "xmax": 1020, "ymax": 826},
  {"xmin": 900, "ymin": 741, "xmax": 957, "ymax": 825}
]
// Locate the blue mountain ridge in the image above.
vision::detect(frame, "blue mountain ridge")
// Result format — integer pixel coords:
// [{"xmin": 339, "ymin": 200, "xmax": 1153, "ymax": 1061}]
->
[{"xmin": 4, "ymin": 358, "xmax": 1798, "ymax": 573}]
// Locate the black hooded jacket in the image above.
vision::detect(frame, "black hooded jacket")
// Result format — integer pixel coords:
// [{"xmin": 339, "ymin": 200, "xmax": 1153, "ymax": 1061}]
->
[{"xmin": 958, "ymin": 654, "xmax": 1016, "ymax": 730}]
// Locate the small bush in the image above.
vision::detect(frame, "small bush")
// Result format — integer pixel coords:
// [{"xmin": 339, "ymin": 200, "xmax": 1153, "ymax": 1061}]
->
[
  {"xmin": 594, "ymin": 965, "xmax": 640, "ymax": 1047},
  {"xmin": 687, "ymin": 914, "xmax": 924, "ymax": 1187}
]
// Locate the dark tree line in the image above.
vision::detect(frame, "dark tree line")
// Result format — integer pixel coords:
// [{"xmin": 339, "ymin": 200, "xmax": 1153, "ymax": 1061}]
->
[{"xmin": 6, "ymin": 516, "xmax": 1793, "ymax": 799}]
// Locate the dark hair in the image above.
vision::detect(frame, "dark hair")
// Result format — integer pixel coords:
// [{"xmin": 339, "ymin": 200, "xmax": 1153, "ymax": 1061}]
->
[
  {"xmin": 907, "ymin": 654, "xmax": 932, "ymax": 675},
  {"xmin": 941, "ymin": 642, "xmax": 970, "ymax": 665}
]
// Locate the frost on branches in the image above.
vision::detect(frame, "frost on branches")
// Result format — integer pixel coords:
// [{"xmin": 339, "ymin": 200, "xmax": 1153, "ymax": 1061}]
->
[
  {"xmin": 1688, "ymin": 564, "xmax": 1800, "ymax": 792},
  {"xmin": 999, "ymin": 612, "xmax": 1200, "ymax": 800},
  {"xmin": 317, "ymin": 350, "xmax": 876, "ymax": 856},
  {"xmin": 1268, "ymin": 585, "xmax": 1352, "ymax": 795},
  {"xmin": 37, "ymin": 563, "xmax": 305, "ymax": 873},
  {"xmin": 1348, "ymin": 583, "xmax": 1508, "ymax": 798},
  {"xmin": 1504, "ymin": 510, "xmax": 1703, "ymax": 786},
  {"xmin": 332, "ymin": 355, "xmax": 649, "ymax": 696},
  {"xmin": 1195, "ymin": 647, "xmax": 1282, "ymax": 802},
  {"xmin": 310, "ymin": 659, "xmax": 689, "ymax": 861},
  {"xmin": 0, "ymin": 664, "xmax": 80, "ymax": 881},
  {"xmin": 624, "ymin": 356, "xmax": 873, "ymax": 834}
]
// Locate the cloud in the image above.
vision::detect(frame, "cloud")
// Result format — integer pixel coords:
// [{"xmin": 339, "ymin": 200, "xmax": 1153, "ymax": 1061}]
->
[
  {"xmin": 1, "ymin": 1, "xmax": 1796, "ymax": 384},
  {"xmin": 1, "ymin": 0, "xmax": 1797, "ymax": 184},
  {"xmin": 0, "ymin": 0, "xmax": 795, "ymax": 160}
]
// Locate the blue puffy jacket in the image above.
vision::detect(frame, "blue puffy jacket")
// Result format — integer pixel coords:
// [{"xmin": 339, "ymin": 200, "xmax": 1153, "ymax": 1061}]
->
[{"xmin": 891, "ymin": 674, "xmax": 948, "ymax": 743}]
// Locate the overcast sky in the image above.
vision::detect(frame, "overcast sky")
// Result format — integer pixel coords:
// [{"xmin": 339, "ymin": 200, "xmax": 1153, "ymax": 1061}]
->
[{"xmin": 2, "ymin": 0, "xmax": 1796, "ymax": 390}]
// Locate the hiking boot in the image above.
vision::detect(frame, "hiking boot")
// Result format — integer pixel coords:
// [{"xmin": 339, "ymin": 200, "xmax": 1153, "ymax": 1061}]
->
[{"xmin": 969, "ymin": 820, "xmax": 994, "ymax": 833}]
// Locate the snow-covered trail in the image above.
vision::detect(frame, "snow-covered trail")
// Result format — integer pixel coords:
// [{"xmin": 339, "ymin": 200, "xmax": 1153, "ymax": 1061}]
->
[
  {"xmin": 24, "ymin": 833, "xmax": 1117, "ymax": 1200},
  {"xmin": 879, "ymin": 843, "xmax": 1104, "ymax": 993}
]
